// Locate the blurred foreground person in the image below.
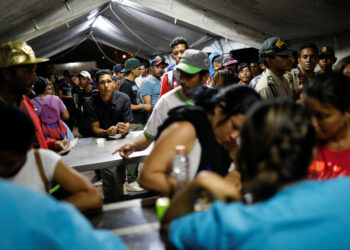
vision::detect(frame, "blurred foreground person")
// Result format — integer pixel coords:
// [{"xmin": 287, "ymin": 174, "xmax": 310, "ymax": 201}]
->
[
  {"xmin": 334, "ymin": 55, "xmax": 350, "ymax": 78},
  {"xmin": 164, "ymin": 99, "xmax": 350, "ymax": 249},
  {"xmin": 0, "ymin": 105, "xmax": 102, "ymax": 212},
  {"xmin": 0, "ymin": 178, "xmax": 126, "ymax": 250}
]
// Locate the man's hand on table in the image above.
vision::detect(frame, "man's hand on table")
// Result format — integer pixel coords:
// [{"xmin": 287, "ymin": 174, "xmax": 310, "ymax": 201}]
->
[
  {"xmin": 116, "ymin": 122, "xmax": 130, "ymax": 136},
  {"xmin": 106, "ymin": 126, "xmax": 118, "ymax": 136},
  {"xmin": 112, "ymin": 143, "xmax": 135, "ymax": 160},
  {"xmin": 52, "ymin": 140, "xmax": 70, "ymax": 152}
]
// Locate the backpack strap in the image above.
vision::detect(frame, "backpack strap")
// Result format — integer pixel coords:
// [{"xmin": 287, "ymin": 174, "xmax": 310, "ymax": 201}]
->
[
  {"xmin": 173, "ymin": 69, "xmax": 180, "ymax": 87},
  {"xmin": 21, "ymin": 99, "xmax": 40, "ymax": 148},
  {"xmin": 34, "ymin": 149, "xmax": 50, "ymax": 193},
  {"xmin": 167, "ymin": 70, "xmax": 174, "ymax": 90}
]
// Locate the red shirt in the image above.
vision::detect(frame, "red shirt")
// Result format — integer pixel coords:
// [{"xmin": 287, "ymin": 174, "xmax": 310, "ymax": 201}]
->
[
  {"xmin": 308, "ymin": 146, "xmax": 350, "ymax": 180},
  {"xmin": 160, "ymin": 71, "xmax": 180, "ymax": 97},
  {"xmin": 19, "ymin": 95, "xmax": 56, "ymax": 149}
]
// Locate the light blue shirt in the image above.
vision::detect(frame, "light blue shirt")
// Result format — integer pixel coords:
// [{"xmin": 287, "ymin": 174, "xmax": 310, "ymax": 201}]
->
[
  {"xmin": 141, "ymin": 76, "xmax": 161, "ymax": 107},
  {"xmin": 169, "ymin": 177, "xmax": 350, "ymax": 250},
  {"xmin": 0, "ymin": 178, "xmax": 127, "ymax": 250}
]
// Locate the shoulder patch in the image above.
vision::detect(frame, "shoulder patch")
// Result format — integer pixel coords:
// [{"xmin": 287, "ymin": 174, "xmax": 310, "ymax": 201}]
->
[{"xmin": 267, "ymin": 75, "xmax": 275, "ymax": 84}]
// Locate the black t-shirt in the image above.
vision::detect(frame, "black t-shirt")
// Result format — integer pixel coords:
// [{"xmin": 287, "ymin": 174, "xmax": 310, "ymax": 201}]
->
[
  {"xmin": 58, "ymin": 83, "xmax": 73, "ymax": 97},
  {"xmin": 119, "ymin": 79, "xmax": 147, "ymax": 124},
  {"xmin": 77, "ymin": 86, "xmax": 97, "ymax": 109},
  {"xmin": 83, "ymin": 91, "xmax": 133, "ymax": 130}
]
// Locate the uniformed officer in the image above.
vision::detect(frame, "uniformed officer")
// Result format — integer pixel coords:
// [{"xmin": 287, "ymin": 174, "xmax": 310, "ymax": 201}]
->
[{"xmin": 255, "ymin": 37, "xmax": 294, "ymax": 99}]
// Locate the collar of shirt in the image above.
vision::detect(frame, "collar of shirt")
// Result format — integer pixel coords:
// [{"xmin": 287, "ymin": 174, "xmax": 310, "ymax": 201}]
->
[{"xmin": 266, "ymin": 68, "xmax": 288, "ymax": 86}]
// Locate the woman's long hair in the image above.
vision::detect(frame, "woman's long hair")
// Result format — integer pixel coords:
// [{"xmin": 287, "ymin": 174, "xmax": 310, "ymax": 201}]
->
[
  {"xmin": 237, "ymin": 99, "xmax": 316, "ymax": 203},
  {"xmin": 191, "ymin": 85, "xmax": 261, "ymax": 124}
]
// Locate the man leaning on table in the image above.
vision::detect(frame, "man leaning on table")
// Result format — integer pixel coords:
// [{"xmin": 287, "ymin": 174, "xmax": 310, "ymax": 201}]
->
[{"xmin": 83, "ymin": 69, "xmax": 133, "ymax": 202}]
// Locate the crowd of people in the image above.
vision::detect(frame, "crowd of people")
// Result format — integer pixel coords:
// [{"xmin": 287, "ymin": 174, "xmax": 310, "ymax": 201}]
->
[{"xmin": 1, "ymin": 33, "xmax": 350, "ymax": 248}]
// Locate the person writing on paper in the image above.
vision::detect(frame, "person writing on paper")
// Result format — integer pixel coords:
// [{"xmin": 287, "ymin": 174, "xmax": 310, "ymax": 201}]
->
[
  {"xmin": 0, "ymin": 105, "xmax": 102, "ymax": 212},
  {"xmin": 164, "ymin": 100, "xmax": 350, "ymax": 249}
]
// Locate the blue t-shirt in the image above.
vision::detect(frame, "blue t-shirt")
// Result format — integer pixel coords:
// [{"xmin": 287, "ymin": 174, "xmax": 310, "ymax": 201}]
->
[
  {"xmin": 141, "ymin": 76, "xmax": 161, "ymax": 107},
  {"xmin": 0, "ymin": 179, "xmax": 127, "ymax": 250},
  {"xmin": 169, "ymin": 177, "xmax": 350, "ymax": 250}
]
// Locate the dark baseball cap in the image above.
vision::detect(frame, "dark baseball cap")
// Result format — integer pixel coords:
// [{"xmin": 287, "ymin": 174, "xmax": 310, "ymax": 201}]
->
[
  {"xmin": 223, "ymin": 56, "xmax": 239, "ymax": 66},
  {"xmin": 259, "ymin": 37, "xmax": 294, "ymax": 58},
  {"xmin": 121, "ymin": 58, "xmax": 141, "ymax": 73},
  {"xmin": 112, "ymin": 64, "xmax": 123, "ymax": 73},
  {"xmin": 216, "ymin": 53, "xmax": 231, "ymax": 65},
  {"xmin": 319, "ymin": 46, "xmax": 335, "ymax": 58},
  {"xmin": 150, "ymin": 58, "xmax": 166, "ymax": 66}
]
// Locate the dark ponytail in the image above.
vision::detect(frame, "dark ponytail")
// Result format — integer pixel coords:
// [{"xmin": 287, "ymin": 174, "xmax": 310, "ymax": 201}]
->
[
  {"xmin": 191, "ymin": 85, "xmax": 261, "ymax": 121},
  {"xmin": 191, "ymin": 85, "xmax": 219, "ymax": 111}
]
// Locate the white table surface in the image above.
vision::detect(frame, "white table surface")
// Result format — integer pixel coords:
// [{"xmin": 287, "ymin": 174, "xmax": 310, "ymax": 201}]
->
[{"xmin": 63, "ymin": 131, "xmax": 153, "ymax": 172}]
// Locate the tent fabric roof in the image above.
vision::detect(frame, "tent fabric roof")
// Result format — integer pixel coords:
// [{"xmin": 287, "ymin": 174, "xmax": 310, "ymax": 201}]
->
[{"xmin": 1, "ymin": 0, "xmax": 350, "ymax": 61}]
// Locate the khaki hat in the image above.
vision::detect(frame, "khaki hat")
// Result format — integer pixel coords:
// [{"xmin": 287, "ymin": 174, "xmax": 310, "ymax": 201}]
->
[{"xmin": 0, "ymin": 41, "xmax": 48, "ymax": 69}]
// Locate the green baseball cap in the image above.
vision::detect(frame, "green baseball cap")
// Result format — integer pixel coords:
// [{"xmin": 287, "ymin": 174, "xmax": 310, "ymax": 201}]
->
[
  {"xmin": 259, "ymin": 37, "xmax": 294, "ymax": 58},
  {"xmin": 121, "ymin": 58, "xmax": 141, "ymax": 73},
  {"xmin": 176, "ymin": 49, "xmax": 209, "ymax": 74}
]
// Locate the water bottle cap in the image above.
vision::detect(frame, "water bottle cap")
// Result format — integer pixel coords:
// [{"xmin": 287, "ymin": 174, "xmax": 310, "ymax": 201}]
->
[{"xmin": 175, "ymin": 145, "xmax": 186, "ymax": 152}]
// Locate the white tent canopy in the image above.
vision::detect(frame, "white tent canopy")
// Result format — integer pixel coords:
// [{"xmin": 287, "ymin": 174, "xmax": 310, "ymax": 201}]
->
[{"xmin": 1, "ymin": 0, "xmax": 349, "ymax": 61}]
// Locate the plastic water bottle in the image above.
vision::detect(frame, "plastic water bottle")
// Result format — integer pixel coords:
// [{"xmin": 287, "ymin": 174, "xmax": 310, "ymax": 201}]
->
[{"xmin": 171, "ymin": 145, "xmax": 190, "ymax": 192}]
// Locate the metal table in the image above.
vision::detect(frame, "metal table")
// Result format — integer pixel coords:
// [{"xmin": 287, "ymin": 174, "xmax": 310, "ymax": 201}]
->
[
  {"xmin": 87, "ymin": 197, "xmax": 166, "ymax": 250},
  {"xmin": 63, "ymin": 131, "xmax": 153, "ymax": 172}
]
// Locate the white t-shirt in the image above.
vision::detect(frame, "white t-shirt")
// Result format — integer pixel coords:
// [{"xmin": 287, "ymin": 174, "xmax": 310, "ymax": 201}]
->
[
  {"xmin": 143, "ymin": 86, "xmax": 203, "ymax": 180},
  {"xmin": 135, "ymin": 75, "xmax": 148, "ymax": 89},
  {"xmin": 144, "ymin": 86, "xmax": 193, "ymax": 139},
  {"xmin": 9, "ymin": 148, "xmax": 61, "ymax": 193}
]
